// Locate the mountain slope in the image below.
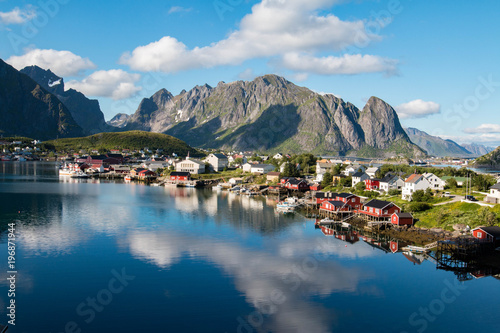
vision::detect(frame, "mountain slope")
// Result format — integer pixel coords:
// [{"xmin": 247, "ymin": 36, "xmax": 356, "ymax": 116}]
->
[
  {"xmin": 122, "ymin": 75, "xmax": 425, "ymax": 157},
  {"xmin": 473, "ymin": 146, "xmax": 500, "ymax": 167},
  {"xmin": 405, "ymin": 127, "xmax": 473, "ymax": 157},
  {"xmin": 0, "ymin": 59, "xmax": 84, "ymax": 140},
  {"xmin": 20, "ymin": 65, "xmax": 112, "ymax": 135},
  {"xmin": 461, "ymin": 143, "xmax": 494, "ymax": 157}
]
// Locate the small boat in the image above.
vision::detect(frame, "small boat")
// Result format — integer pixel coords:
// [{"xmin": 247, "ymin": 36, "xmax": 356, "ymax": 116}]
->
[
  {"xmin": 1, "ymin": 156, "xmax": 11, "ymax": 161},
  {"xmin": 70, "ymin": 171, "xmax": 90, "ymax": 178},
  {"xmin": 124, "ymin": 176, "xmax": 132, "ymax": 181}
]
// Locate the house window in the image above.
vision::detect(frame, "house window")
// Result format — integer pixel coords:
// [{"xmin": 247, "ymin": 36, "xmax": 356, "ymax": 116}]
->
[
  {"xmin": 351, "ymin": 198, "xmax": 355, "ymax": 202},
  {"xmin": 477, "ymin": 232, "xmax": 482, "ymax": 238}
]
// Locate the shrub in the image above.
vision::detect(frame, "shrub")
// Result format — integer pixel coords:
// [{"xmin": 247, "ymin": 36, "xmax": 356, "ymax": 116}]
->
[{"xmin": 407, "ymin": 202, "xmax": 432, "ymax": 212}]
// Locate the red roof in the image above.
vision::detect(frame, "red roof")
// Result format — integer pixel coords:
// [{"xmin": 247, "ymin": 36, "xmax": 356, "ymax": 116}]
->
[{"xmin": 405, "ymin": 174, "xmax": 423, "ymax": 183}]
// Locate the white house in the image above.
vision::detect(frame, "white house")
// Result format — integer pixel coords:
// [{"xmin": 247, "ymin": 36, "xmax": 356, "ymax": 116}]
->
[
  {"xmin": 402, "ymin": 174, "xmax": 432, "ymax": 201},
  {"xmin": 176, "ymin": 158, "xmax": 205, "ymax": 174},
  {"xmin": 366, "ymin": 166, "xmax": 380, "ymax": 178},
  {"xmin": 423, "ymin": 173, "xmax": 445, "ymax": 190},
  {"xmin": 343, "ymin": 164, "xmax": 366, "ymax": 176},
  {"xmin": 352, "ymin": 171, "xmax": 369, "ymax": 187},
  {"xmin": 379, "ymin": 175, "xmax": 404, "ymax": 193},
  {"xmin": 250, "ymin": 163, "xmax": 275, "ymax": 174},
  {"xmin": 206, "ymin": 153, "xmax": 228, "ymax": 171},
  {"xmin": 273, "ymin": 153, "xmax": 284, "ymax": 160},
  {"xmin": 486, "ymin": 183, "xmax": 500, "ymax": 204}
]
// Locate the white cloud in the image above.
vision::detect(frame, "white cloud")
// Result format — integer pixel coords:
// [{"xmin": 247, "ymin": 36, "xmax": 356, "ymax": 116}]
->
[
  {"xmin": 464, "ymin": 124, "xmax": 500, "ymax": 134},
  {"xmin": 395, "ymin": 99, "xmax": 440, "ymax": 119},
  {"xmin": 0, "ymin": 6, "xmax": 36, "ymax": 25},
  {"xmin": 281, "ymin": 53, "xmax": 398, "ymax": 75},
  {"xmin": 120, "ymin": 0, "xmax": 393, "ymax": 75},
  {"xmin": 6, "ymin": 49, "xmax": 96, "ymax": 77},
  {"xmin": 66, "ymin": 69, "xmax": 142, "ymax": 100},
  {"xmin": 237, "ymin": 68, "xmax": 255, "ymax": 80},
  {"xmin": 168, "ymin": 6, "xmax": 192, "ymax": 14},
  {"xmin": 439, "ymin": 133, "xmax": 500, "ymax": 145}
]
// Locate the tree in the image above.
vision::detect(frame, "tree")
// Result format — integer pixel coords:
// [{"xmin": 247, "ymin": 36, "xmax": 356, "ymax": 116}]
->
[
  {"xmin": 234, "ymin": 157, "xmax": 243, "ymax": 165},
  {"xmin": 478, "ymin": 207, "xmax": 498, "ymax": 226},
  {"xmin": 332, "ymin": 163, "xmax": 343, "ymax": 175},
  {"xmin": 321, "ymin": 172, "xmax": 333, "ymax": 188},
  {"xmin": 355, "ymin": 181, "xmax": 366, "ymax": 193},
  {"xmin": 445, "ymin": 178, "xmax": 458, "ymax": 189},
  {"xmin": 283, "ymin": 161, "xmax": 299, "ymax": 177},
  {"xmin": 411, "ymin": 190, "xmax": 425, "ymax": 202}
]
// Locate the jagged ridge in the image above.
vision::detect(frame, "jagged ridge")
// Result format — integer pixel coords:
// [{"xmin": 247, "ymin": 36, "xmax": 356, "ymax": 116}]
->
[{"xmin": 121, "ymin": 74, "xmax": 425, "ymax": 158}]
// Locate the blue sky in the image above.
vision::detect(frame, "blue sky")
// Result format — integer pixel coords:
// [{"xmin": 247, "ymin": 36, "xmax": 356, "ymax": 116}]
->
[{"xmin": 1, "ymin": 0, "xmax": 499, "ymax": 145}]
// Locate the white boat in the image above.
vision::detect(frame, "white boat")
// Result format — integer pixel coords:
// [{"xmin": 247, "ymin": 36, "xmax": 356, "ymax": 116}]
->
[
  {"xmin": 59, "ymin": 168, "xmax": 74, "ymax": 176},
  {"xmin": 70, "ymin": 171, "xmax": 90, "ymax": 178}
]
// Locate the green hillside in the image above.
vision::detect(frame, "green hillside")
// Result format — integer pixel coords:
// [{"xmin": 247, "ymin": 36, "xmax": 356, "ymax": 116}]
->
[{"xmin": 41, "ymin": 131, "xmax": 204, "ymax": 156}]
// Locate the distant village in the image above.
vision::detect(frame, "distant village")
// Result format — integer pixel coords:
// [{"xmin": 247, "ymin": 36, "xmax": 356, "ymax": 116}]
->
[{"xmin": 2, "ymin": 139, "xmax": 500, "ymax": 245}]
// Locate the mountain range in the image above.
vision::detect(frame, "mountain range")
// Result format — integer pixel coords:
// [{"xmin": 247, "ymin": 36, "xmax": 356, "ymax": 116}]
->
[
  {"xmin": 114, "ymin": 75, "xmax": 425, "ymax": 157},
  {"xmin": 0, "ymin": 58, "xmax": 495, "ymax": 159}
]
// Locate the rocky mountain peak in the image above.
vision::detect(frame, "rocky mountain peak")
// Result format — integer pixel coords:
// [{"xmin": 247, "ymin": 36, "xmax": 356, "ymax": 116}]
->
[
  {"xmin": 20, "ymin": 65, "xmax": 65, "ymax": 96},
  {"xmin": 358, "ymin": 96, "xmax": 409, "ymax": 148}
]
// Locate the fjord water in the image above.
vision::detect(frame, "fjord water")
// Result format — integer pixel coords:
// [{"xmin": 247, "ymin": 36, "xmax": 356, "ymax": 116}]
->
[{"xmin": 0, "ymin": 163, "xmax": 499, "ymax": 333}]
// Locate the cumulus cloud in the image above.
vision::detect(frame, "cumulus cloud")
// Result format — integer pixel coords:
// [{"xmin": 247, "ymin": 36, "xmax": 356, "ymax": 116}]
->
[
  {"xmin": 6, "ymin": 49, "xmax": 96, "ymax": 77},
  {"xmin": 281, "ymin": 53, "xmax": 398, "ymax": 75},
  {"xmin": 464, "ymin": 124, "xmax": 500, "ymax": 134},
  {"xmin": 168, "ymin": 6, "xmax": 192, "ymax": 14},
  {"xmin": 120, "ymin": 0, "xmax": 393, "ymax": 75},
  {"xmin": 0, "ymin": 6, "xmax": 36, "ymax": 25},
  {"xmin": 66, "ymin": 69, "xmax": 142, "ymax": 100},
  {"xmin": 395, "ymin": 99, "xmax": 441, "ymax": 119},
  {"xmin": 237, "ymin": 68, "xmax": 255, "ymax": 80}
]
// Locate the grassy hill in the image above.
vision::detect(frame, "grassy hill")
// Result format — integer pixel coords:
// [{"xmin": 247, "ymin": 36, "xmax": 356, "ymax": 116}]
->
[
  {"xmin": 473, "ymin": 146, "xmax": 500, "ymax": 167},
  {"xmin": 41, "ymin": 131, "xmax": 204, "ymax": 157}
]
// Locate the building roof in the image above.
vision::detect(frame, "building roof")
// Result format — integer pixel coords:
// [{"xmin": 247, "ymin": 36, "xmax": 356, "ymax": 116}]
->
[
  {"xmin": 405, "ymin": 174, "xmax": 423, "ymax": 183},
  {"xmin": 211, "ymin": 153, "xmax": 227, "ymax": 159},
  {"xmin": 287, "ymin": 178, "xmax": 306, "ymax": 185},
  {"xmin": 170, "ymin": 171, "xmax": 190, "ymax": 176},
  {"xmin": 316, "ymin": 192, "xmax": 338, "ymax": 198},
  {"xmin": 473, "ymin": 226, "xmax": 500, "ymax": 239},
  {"xmin": 490, "ymin": 183, "xmax": 500, "ymax": 190},
  {"xmin": 364, "ymin": 199, "xmax": 395, "ymax": 209},
  {"xmin": 337, "ymin": 192, "xmax": 355, "ymax": 198},
  {"xmin": 352, "ymin": 171, "xmax": 367, "ymax": 178},
  {"xmin": 393, "ymin": 212, "xmax": 413, "ymax": 219},
  {"xmin": 267, "ymin": 172, "xmax": 281, "ymax": 176},
  {"xmin": 251, "ymin": 163, "xmax": 274, "ymax": 169},
  {"xmin": 366, "ymin": 167, "xmax": 379, "ymax": 173},
  {"xmin": 181, "ymin": 158, "xmax": 204, "ymax": 165},
  {"xmin": 380, "ymin": 174, "xmax": 397, "ymax": 183},
  {"xmin": 324, "ymin": 200, "xmax": 346, "ymax": 207}
]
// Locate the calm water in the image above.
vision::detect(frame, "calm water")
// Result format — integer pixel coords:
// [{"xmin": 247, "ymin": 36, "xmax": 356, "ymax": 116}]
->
[{"xmin": 0, "ymin": 162, "xmax": 499, "ymax": 333}]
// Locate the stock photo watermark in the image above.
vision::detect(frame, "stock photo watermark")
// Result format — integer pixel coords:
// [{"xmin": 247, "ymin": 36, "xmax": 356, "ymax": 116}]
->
[
  {"xmin": 6, "ymin": 0, "xmax": 71, "ymax": 53},
  {"xmin": 401, "ymin": 278, "xmax": 467, "ymax": 333},
  {"xmin": 49, "ymin": 267, "xmax": 135, "ymax": 333}
]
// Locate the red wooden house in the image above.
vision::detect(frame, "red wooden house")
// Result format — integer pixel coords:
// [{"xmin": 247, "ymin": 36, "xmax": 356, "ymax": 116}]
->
[
  {"xmin": 361, "ymin": 199, "xmax": 400, "ymax": 220},
  {"xmin": 391, "ymin": 212, "xmax": 414, "ymax": 226},
  {"xmin": 315, "ymin": 192, "xmax": 338, "ymax": 204},
  {"xmin": 471, "ymin": 226, "xmax": 500, "ymax": 243},
  {"xmin": 320, "ymin": 200, "xmax": 351, "ymax": 212},
  {"xmin": 170, "ymin": 171, "xmax": 190, "ymax": 181},
  {"xmin": 137, "ymin": 169, "xmax": 157, "ymax": 180},
  {"xmin": 335, "ymin": 193, "xmax": 362, "ymax": 210},
  {"xmin": 284, "ymin": 178, "xmax": 310, "ymax": 191},
  {"xmin": 365, "ymin": 178, "xmax": 381, "ymax": 191}
]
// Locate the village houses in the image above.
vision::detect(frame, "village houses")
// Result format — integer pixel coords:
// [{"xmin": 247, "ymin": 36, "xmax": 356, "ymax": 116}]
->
[{"xmin": 402, "ymin": 174, "xmax": 432, "ymax": 201}]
